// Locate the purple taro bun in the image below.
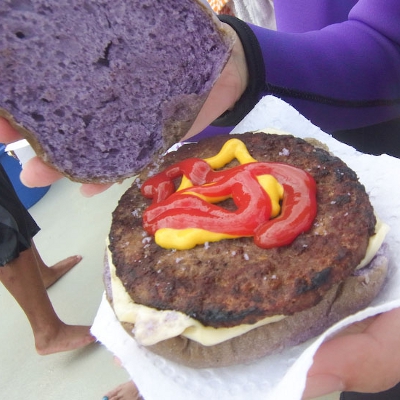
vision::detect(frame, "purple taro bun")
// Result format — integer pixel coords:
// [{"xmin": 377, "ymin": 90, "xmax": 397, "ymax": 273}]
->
[{"xmin": 0, "ymin": 0, "xmax": 234, "ymax": 183}]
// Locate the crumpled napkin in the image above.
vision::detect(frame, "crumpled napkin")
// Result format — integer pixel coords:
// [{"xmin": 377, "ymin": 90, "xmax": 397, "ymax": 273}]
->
[{"xmin": 92, "ymin": 96, "xmax": 400, "ymax": 400}]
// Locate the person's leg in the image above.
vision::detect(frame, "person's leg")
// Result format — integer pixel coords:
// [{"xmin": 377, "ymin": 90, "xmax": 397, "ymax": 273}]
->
[
  {"xmin": 30, "ymin": 240, "xmax": 83, "ymax": 289},
  {"xmin": 0, "ymin": 246, "xmax": 95, "ymax": 355}
]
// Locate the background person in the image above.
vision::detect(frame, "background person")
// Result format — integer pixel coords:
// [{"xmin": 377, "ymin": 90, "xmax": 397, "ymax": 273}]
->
[{"xmin": 0, "ymin": 162, "xmax": 95, "ymax": 355}]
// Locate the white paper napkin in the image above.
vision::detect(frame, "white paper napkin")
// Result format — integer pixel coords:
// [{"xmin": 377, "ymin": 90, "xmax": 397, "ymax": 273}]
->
[{"xmin": 92, "ymin": 96, "xmax": 400, "ymax": 400}]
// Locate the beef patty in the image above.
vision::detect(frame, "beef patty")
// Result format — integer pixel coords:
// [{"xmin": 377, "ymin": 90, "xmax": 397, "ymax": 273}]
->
[{"xmin": 109, "ymin": 133, "xmax": 376, "ymax": 328}]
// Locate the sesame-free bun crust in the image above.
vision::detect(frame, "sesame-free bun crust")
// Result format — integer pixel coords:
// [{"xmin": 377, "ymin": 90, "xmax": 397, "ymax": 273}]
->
[{"xmin": 105, "ymin": 248, "xmax": 388, "ymax": 368}]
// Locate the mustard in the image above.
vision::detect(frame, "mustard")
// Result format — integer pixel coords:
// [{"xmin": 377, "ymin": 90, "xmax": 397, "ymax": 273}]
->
[{"xmin": 154, "ymin": 139, "xmax": 284, "ymax": 250}]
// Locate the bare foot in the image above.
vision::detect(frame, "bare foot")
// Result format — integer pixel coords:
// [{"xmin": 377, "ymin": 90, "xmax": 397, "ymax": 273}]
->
[
  {"xmin": 103, "ymin": 381, "xmax": 143, "ymax": 400},
  {"xmin": 40, "ymin": 255, "xmax": 83, "ymax": 289},
  {"xmin": 35, "ymin": 323, "xmax": 95, "ymax": 355}
]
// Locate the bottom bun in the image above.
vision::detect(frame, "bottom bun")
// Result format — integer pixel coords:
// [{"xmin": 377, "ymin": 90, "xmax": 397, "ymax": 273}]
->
[{"xmin": 105, "ymin": 246, "xmax": 388, "ymax": 369}]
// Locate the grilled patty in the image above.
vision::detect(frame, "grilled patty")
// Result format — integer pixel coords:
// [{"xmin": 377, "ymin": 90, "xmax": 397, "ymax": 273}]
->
[{"xmin": 109, "ymin": 133, "xmax": 376, "ymax": 328}]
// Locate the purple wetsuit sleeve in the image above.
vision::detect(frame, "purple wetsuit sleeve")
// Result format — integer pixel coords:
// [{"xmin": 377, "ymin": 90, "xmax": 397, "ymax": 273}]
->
[
  {"xmin": 208, "ymin": 0, "xmax": 400, "ymax": 133},
  {"xmin": 252, "ymin": 0, "xmax": 400, "ymax": 132}
]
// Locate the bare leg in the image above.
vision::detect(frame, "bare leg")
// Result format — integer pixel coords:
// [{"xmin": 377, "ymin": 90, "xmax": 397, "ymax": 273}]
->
[
  {"xmin": 103, "ymin": 381, "xmax": 143, "ymax": 400},
  {"xmin": 0, "ymin": 246, "xmax": 95, "ymax": 355},
  {"xmin": 31, "ymin": 240, "xmax": 83, "ymax": 289}
]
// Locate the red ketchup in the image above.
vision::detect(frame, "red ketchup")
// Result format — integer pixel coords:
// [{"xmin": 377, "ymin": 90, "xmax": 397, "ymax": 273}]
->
[{"xmin": 141, "ymin": 157, "xmax": 317, "ymax": 249}]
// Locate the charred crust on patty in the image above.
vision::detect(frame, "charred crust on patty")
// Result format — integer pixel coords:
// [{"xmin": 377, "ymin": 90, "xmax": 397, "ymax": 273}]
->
[{"xmin": 109, "ymin": 133, "xmax": 376, "ymax": 328}]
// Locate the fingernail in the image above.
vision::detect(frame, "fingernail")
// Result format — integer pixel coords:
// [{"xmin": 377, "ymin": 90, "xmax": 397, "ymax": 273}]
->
[{"xmin": 303, "ymin": 374, "xmax": 344, "ymax": 399}]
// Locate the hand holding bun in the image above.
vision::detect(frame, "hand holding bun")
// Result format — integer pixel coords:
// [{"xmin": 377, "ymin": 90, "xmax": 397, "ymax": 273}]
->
[
  {"xmin": 0, "ymin": 19, "xmax": 245, "ymax": 196},
  {"xmin": 0, "ymin": 16, "xmax": 246, "ymax": 195},
  {"xmin": 183, "ymin": 23, "xmax": 248, "ymax": 140}
]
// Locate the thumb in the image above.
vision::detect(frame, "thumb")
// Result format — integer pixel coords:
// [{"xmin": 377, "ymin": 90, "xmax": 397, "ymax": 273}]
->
[
  {"xmin": 303, "ymin": 373, "xmax": 345, "ymax": 399},
  {"xmin": 303, "ymin": 309, "xmax": 400, "ymax": 399},
  {"xmin": 303, "ymin": 333, "xmax": 367, "ymax": 399}
]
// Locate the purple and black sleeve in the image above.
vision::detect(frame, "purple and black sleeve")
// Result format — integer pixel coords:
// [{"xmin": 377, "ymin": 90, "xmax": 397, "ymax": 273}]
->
[{"xmin": 208, "ymin": 0, "xmax": 400, "ymax": 134}]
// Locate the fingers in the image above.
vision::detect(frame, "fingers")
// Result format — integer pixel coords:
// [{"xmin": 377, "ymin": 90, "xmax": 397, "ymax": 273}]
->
[
  {"xmin": 0, "ymin": 123, "xmax": 114, "ymax": 195},
  {"xmin": 80, "ymin": 182, "xmax": 114, "ymax": 197},
  {"xmin": 0, "ymin": 117, "xmax": 23, "ymax": 143},
  {"xmin": 19, "ymin": 160, "xmax": 114, "ymax": 195},
  {"xmin": 20, "ymin": 156, "xmax": 64, "ymax": 187},
  {"xmin": 1, "ymin": 117, "xmax": 64, "ymax": 187},
  {"xmin": 21, "ymin": 158, "xmax": 114, "ymax": 195}
]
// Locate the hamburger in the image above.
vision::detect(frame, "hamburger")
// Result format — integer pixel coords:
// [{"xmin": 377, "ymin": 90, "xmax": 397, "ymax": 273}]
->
[
  {"xmin": 0, "ymin": 0, "xmax": 233, "ymax": 183},
  {"xmin": 106, "ymin": 131, "xmax": 389, "ymax": 368},
  {"xmin": 1, "ymin": 1, "xmax": 388, "ymax": 370}
]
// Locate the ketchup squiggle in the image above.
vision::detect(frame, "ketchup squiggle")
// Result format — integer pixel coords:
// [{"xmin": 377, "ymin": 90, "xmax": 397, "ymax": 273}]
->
[{"xmin": 141, "ymin": 158, "xmax": 317, "ymax": 249}]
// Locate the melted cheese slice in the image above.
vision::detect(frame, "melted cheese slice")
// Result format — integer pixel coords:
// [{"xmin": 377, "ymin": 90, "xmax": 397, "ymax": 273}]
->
[
  {"xmin": 107, "ymin": 218, "xmax": 388, "ymax": 347},
  {"xmin": 107, "ymin": 246, "xmax": 284, "ymax": 346},
  {"xmin": 357, "ymin": 218, "xmax": 390, "ymax": 269}
]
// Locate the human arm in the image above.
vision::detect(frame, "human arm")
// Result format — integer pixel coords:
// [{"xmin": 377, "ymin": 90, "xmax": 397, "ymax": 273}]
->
[
  {"xmin": 256, "ymin": 0, "xmax": 400, "ymax": 132},
  {"xmin": 192, "ymin": 0, "xmax": 400, "ymax": 137}
]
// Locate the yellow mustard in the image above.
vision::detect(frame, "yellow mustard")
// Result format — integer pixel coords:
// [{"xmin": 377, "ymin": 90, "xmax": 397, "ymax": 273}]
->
[{"xmin": 155, "ymin": 138, "xmax": 284, "ymax": 249}]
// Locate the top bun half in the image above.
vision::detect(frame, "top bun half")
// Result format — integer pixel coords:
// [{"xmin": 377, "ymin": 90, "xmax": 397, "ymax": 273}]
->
[{"xmin": 0, "ymin": 0, "xmax": 234, "ymax": 183}]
